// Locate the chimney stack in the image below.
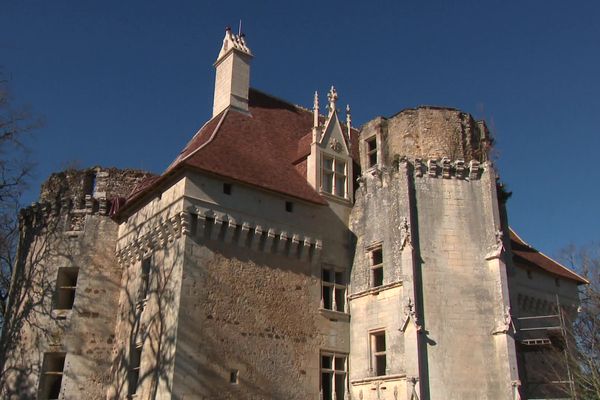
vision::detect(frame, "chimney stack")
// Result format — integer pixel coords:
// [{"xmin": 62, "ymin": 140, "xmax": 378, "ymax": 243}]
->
[{"xmin": 212, "ymin": 27, "xmax": 253, "ymax": 117}]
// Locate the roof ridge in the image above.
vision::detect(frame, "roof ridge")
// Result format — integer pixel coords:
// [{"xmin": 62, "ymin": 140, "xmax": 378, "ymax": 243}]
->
[
  {"xmin": 509, "ymin": 227, "xmax": 589, "ymax": 284},
  {"xmin": 167, "ymin": 109, "xmax": 229, "ymax": 171},
  {"xmin": 250, "ymin": 87, "xmax": 311, "ymax": 114}
]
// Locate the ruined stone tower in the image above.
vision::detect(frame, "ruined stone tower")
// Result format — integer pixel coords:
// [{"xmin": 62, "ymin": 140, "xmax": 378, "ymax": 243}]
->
[
  {"xmin": 0, "ymin": 168, "xmax": 153, "ymax": 399},
  {"xmin": 0, "ymin": 30, "xmax": 586, "ymax": 400}
]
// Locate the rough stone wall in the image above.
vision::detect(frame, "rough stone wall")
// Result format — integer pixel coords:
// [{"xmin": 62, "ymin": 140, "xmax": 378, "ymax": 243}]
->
[
  {"xmin": 169, "ymin": 172, "xmax": 353, "ymax": 399},
  {"xmin": 40, "ymin": 166, "xmax": 151, "ymax": 204},
  {"xmin": 173, "ymin": 238, "xmax": 321, "ymax": 399},
  {"xmin": 0, "ymin": 167, "xmax": 152, "ymax": 400}
]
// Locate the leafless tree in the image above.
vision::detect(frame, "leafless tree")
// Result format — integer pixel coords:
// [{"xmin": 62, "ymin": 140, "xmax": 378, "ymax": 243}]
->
[
  {"xmin": 0, "ymin": 71, "xmax": 40, "ymax": 324},
  {"xmin": 558, "ymin": 244, "xmax": 600, "ymax": 400}
]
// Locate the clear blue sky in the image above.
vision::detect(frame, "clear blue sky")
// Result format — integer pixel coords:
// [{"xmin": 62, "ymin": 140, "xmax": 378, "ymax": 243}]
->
[{"xmin": 1, "ymin": 1, "xmax": 599, "ymax": 257}]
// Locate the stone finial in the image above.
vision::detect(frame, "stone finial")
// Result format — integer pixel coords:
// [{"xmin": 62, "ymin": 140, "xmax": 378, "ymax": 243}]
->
[
  {"xmin": 313, "ymin": 91, "xmax": 319, "ymax": 129},
  {"xmin": 346, "ymin": 104, "xmax": 352, "ymax": 146},
  {"xmin": 327, "ymin": 86, "xmax": 338, "ymax": 117}
]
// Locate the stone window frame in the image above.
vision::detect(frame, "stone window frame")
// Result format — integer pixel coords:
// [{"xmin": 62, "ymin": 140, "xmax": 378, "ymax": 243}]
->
[
  {"xmin": 369, "ymin": 329, "xmax": 387, "ymax": 377},
  {"xmin": 38, "ymin": 352, "xmax": 66, "ymax": 400},
  {"xmin": 53, "ymin": 267, "xmax": 79, "ymax": 311},
  {"xmin": 320, "ymin": 264, "xmax": 347, "ymax": 314},
  {"xmin": 320, "ymin": 351, "xmax": 348, "ymax": 400},
  {"xmin": 321, "ymin": 154, "xmax": 348, "ymax": 198},
  {"xmin": 366, "ymin": 243, "xmax": 384, "ymax": 288},
  {"xmin": 365, "ymin": 135, "xmax": 378, "ymax": 168}
]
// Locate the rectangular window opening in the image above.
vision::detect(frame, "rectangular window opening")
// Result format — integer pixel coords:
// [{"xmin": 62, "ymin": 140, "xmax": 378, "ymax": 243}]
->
[
  {"xmin": 366, "ymin": 136, "xmax": 378, "ymax": 168},
  {"xmin": 371, "ymin": 331, "xmax": 387, "ymax": 376},
  {"xmin": 320, "ymin": 352, "xmax": 347, "ymax": 400},
  {"xmin": 230, "ymin": 369, "xmax": 239, "ymax": 384},
  {"xmin": 53, "ymin": 267, "xmax": 79, "ymax": 310},
  {"xmin": 138, "ymin": 258, "xmax": 151, "ymax": 304},
  {"xmin": 321, "ymin": 155, "xmax": 347, "ymax": 198},
  {"xmin": 285, "ymin": 201, "xmax": 294, "ymax": 213},
  {"xmin": 128, "ymin": 344, "xmax": 142, "ymax": 397},
  {"xmin": 38, "ymin": 352, "xmax": 66, "ymax": 400},
  {"xmin": 369, "ymin": 246, "xmax": 384, "ymax": 288},
  {"xmin": 223, "ymin": 183, "xmax": 232, "ymax": 195},
  {"xmin": 321, "ymin": 266, "xmax": 346, "ymax": 313}
]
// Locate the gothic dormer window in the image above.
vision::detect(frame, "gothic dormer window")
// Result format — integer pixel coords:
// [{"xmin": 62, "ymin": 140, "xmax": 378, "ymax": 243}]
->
[
  {"xmin": 322, "ymin": 155, "xmax": 347, "ymax": 198},
  {"xmin": 307, "ymin": 86, "xmax": 354, "ymax": 202}
]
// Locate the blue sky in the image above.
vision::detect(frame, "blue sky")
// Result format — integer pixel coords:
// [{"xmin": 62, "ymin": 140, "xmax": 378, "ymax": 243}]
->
[{"xmin": 1, "ymin": 1, "xmax": 599, "ymax": 257}]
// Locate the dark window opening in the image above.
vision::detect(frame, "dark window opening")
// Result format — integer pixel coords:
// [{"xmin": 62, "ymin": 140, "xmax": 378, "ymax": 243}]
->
[
  {"xmin": 321, "ymin": 266, "xmax": 346, "ymax": 313},
  {"xmin": 371, "ymin": 331, "xmax": 386, "ymax": 376},
  {"xmin": 230, "ymin": 369, "xmax": 239, "ymax": 384},
  {"xmin": 366, "ymin": 137, "xmax": 378, "ymax": 168},
  {"xmin": 38, "ymin": 352, "xmax": 66, "ymax": 400},
  {"xmin": 321, "ymin": 353, "xmax": 346, "ymax": 400},
  {"xmin": 223, "ymin": 183, "xmax": 232, "ymax": 195},
  {"xmin": 138, "ymin": 258, "xmax": 151, "ymax": 303},
  {"xmin": 369, "ymin": 246, "xmax": 383, "ymax": 287},
  {"xmin": 128, "ymin": 344, "xmax": 142, "ymax": 397},
  {"xmin": 54, "ymin": 268, "xmax": 79, "ymax": 310},
  {"xmin": 285, "ymin": 201, "xmax": 294, "ymax": 212}
]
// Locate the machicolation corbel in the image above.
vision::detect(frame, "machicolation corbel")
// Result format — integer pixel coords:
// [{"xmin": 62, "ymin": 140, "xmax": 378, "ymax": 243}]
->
[{"xmin": 441, "ymin": 158, "xmax": 452, "ymax": 179}]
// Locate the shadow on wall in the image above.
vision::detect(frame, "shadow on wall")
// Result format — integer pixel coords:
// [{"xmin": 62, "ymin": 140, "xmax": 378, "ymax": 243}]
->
[{"xmin": 0, "ymin": 210, "xmax": 77, "ymax": 398}]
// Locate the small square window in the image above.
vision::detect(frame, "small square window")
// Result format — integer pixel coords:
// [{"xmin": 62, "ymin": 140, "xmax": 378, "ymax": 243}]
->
[
  {"xmin": 223, "ymin": 183, "xmax": 232, "ymax": 195},
  {"xmin": 285, "ymin": 201, "xmax": 294, "ymax": 212},
  {"xmin": 527, "ymin": 270, "xmax": 533, "ymax": 280}
]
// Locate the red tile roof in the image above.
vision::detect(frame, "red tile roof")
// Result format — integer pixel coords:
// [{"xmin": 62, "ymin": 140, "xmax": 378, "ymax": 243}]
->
[
  {"xmin": 119, "ymin": 89, "xmax": 360, "ymax": 216},
  {"xmin": 510, "ymin": 228, "xmax": 588, "ymax": 284}
]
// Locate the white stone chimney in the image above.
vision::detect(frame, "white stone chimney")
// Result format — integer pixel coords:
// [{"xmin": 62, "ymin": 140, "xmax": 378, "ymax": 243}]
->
[{"xmin": 212, "ymin": 27, "xmax": 253, "ymax": 117}]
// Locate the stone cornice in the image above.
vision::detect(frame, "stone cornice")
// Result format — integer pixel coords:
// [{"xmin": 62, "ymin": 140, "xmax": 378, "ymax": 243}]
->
[{"xmin": 116, "ymin": 206, "xmax": 323, "ymax": 266}]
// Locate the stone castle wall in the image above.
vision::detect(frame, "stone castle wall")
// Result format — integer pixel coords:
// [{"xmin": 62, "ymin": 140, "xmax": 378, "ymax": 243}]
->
[
  {"xmin": 0, "ymin": 167, "xmax": 152, "ymax": 400},
  {"xmin": 348, "ymin": 106, "xmax": 517, "ymax": 399}
]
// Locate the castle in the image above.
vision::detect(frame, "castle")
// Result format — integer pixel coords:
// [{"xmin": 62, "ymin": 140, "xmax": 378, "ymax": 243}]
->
[{"xmin": 0, "ymin": 28, "xmax": 588, "ymax": 400}]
